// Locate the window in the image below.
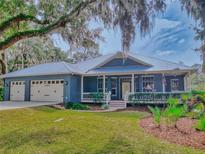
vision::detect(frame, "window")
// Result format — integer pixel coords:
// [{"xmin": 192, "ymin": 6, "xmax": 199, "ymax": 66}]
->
[
  {"xmin": 135, "ymin": 77, "xmax": 140, "ymax": 92},
  {"xmin": 60, "ymin": 80, "xmax": 64, "ymax": 84},
  {"xmin": 97, "ymin": 77, "xmax": 108, "ymax": 93},
  {"xmin": 52, "ymin": 81, "xmax": 55, "ymax": 84},
  {"xmin": 48, "ymin": 81, "xmax": 51, "ymax": 84},
  {"xmin": 171, "ymin": 79, "xmax": 180, "ymax": 91},
  {"xmin": 56, "ymin": 81, "xmax": 59, "ymax": 84},
  {"xmin": 111, "ymin": 78, "xmax": 117, "ymax": 96},
  {"xmin": 142, "ymin": 76, "xmax": 155, "ymax": 92}
]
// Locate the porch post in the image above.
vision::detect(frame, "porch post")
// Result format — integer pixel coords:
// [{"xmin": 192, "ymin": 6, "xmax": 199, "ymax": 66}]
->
[
  {"xmin": 131, "ymin": 74, "xmax": 134, "ymax": 93},
  {"xmin": 187, "ymin": 71, "xmax": 191, "ymax": 91},
  {"xmin": 103, "ymin": 75, "xmax": 106, "ymax": 95},
  {"xmin": 162, "ymin": 73, "xmax": 165, "ymax": 93},
  {"xmin": 184, "ymin": 74, "xmax": 187, "ymax": 91},
  {"xmin": 81, "ymin": 75, "xmax": 84, "ymax": 101}
]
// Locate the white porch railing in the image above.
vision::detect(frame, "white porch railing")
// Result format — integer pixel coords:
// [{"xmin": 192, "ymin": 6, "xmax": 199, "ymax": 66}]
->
[
  {"xmin": 82, "ymin": 92, "xmax": 111, "ymax": 103},
  {"xmin": 127, "ymin": 91, "xmax": 190, "ymax": 104}
]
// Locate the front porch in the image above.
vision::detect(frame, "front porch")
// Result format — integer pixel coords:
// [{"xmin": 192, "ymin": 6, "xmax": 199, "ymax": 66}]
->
[{"xmin": 81, "ymin": 73, "xmax": 190, "ymax": 103}]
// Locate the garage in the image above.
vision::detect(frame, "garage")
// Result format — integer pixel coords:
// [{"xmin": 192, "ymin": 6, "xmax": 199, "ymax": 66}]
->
[
  {"xmin": 10, "ymin": 81, "xmax": 25, "ymax": 101},
  {"xmin": 30, "ymin": 80, "xmax": 64, "ymax": 102}
]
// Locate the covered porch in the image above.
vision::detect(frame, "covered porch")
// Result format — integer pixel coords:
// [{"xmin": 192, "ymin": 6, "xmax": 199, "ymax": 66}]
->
[{"xmin": 81, "ymin": 72, "xmax": 191, "ymax": 103}]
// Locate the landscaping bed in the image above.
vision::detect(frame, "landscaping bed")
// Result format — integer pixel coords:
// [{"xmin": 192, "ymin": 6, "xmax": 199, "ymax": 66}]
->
[{"xmin": 140, "ymin": 117, "xmax": 205, "ymax": 150}]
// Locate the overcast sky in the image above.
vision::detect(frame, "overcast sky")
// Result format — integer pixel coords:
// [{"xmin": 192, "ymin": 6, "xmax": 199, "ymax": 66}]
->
[{"xmin": 53, "ymin": 0, "xmax": 201, "ymax": 66}]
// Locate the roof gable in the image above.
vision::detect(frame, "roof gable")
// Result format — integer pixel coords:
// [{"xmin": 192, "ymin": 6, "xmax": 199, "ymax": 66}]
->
[
  {"xmin": 90, "ymin": 52, "xmax": 152, "ymax": 71},
  {"xmin": 100, "ymin": 58, "xmax": 148, "ymax": 68}
]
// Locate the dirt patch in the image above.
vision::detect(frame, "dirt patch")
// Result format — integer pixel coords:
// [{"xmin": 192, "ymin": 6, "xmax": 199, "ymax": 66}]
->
[{"xmin": 140, "ymin": 117, "xmax": 205, "ymax": 150}]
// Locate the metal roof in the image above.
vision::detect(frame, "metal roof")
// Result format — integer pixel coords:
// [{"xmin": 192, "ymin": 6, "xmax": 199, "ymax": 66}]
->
[{"xmin": 1, "ymin": 51, "xmax": 194, "ymax": 78}]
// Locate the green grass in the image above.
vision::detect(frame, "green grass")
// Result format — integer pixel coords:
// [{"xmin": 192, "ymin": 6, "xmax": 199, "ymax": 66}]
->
[{"xmin": 0, "ymin": 106, "xmax": 204, "ymax": 154}]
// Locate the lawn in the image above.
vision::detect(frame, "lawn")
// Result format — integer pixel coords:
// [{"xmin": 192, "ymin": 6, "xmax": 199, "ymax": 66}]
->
[{"xmin": 0, "ymin": 107, "xmax": 204, "ymax": 154}]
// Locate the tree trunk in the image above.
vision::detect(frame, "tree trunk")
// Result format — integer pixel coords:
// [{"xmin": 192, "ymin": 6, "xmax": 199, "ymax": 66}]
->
[
  {"xmin": 0, "ymin": 53, "xmax": 7, "ymax": 74},
  {"xmin": 202, "ymin": 51, "xmax": 205, "ymax": 73}
]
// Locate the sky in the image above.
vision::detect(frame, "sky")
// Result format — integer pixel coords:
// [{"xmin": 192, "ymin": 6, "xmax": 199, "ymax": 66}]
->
[{"xmin": 53, "ymin": 0, "xmax": 202, "ymax": 66}]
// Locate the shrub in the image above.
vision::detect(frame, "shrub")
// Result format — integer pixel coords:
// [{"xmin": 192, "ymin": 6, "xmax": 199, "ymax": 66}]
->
[
  {"xmin": 0, "ymin": 87, "xmax": 3, "ymax": 101},
  {"xmin": 65, "ymin": 102, "xmax": 90, "ymax": 110},
  {"xmin": 196, "ymin": 117, "xmax": 205, "ymax": 132},
  {"xmin": 162, "ymin": 98, "xmax": 188, "ymax": 126},
  {"xmin": 189, "ymin": 103, "xmax": 205, "ymax": 119},
  {"xmin": 191, "ymin": 90, "xmax": 205, "ymax": 95},
  {"xmin": 101, "ymin": 103, "xmax": 109, "ymax": 110},
  {"xmin": 91, "ymin": 92, "xmax": 104, "ymax": 103},
  {"xmin": 148, "ymin": 106, "xmax": 161, "ymax": 125}
]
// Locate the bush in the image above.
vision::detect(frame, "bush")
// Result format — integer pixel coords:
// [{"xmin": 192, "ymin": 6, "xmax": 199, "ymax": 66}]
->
[
  {"xmin": 189, "ymin": 103, "xmax": 205, "ymax": 119},
  {"xmin": 65, "ymin": 102, "xmax": 90, "ymax": 110},
  {"xmin": 148, "ymin": 106, "xmax": 161, "ymax": 125},
  {"xmin": 191, "ymin": 90, "xmax": 205, "ymax": 95},
  {"xmin": 91, "ymin": 92, "xmax": 104, "ymax": 103},
  {"xmin": 196, "ymin": 117, "xmax": 205, "ymax": 132},
  {"xmin": 101, "ymin": 103, "xmax": 109, "ymax": 110},
  {"xmin": 0, "ymin": 87, "xmax": 3, "ymax": 101},
  {"xmin": 163, "ymin": 98, "xmax": 188, "ymax": 125}
]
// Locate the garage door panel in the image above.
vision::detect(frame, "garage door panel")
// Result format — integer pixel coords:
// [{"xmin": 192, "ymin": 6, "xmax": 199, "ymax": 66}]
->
[
  {"xmin": 10, "ymin": 81, "xmax": 25, "ymax": 101},
  {"xmin": 30, "ymin": 80, "xmax": 64, "ymax": 102}
]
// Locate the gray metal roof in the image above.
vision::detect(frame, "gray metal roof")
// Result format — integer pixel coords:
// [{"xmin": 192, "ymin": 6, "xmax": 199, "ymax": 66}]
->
[
  {"xmin": 2, "ymin": 51, "xmax": 193, "ymax": 78},
  {"xmin": 1, "ymin": 62, "xmax": 78, "ymax": 78}
]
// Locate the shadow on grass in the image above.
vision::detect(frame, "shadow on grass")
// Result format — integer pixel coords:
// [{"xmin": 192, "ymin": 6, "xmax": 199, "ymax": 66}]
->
[
  {"xmin": 95, "ymin": 135, "xmax": 135, "ymax": 154},
  {"xmin": 0, "ymin": 127, "xmax": 73, "ymax": 149},
  {"xmin": 33, "ymin": 106, "xmax": 61, "ymax": 113}
]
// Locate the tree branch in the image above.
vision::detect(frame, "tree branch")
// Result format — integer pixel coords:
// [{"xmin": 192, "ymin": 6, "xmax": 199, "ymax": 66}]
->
[
  {"xmin": 0, "ymin": 0, "xmax": 97, "ymax": 51},
  {"xmin": 0, "ymin": 14, "xmax": 49, "ymax": 33}
]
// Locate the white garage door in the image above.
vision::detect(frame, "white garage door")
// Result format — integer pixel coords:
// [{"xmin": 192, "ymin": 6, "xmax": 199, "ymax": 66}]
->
[
  {"xmin": 30, "ymin": 80, "xmax": 64, "ymax": 102},
  {"xmin": 10, "ymin": 81, "xmax": 25, "ymax": 101}
]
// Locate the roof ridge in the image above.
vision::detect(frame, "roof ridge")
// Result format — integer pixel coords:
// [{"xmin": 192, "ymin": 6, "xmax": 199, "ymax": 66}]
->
[
  {"xmin": 129, "ymin": 52, "xmax": 190, "ymax": 68},
  {"xmin": 60, "ymin": 61, "xmax": 76, "ymax": 74}
]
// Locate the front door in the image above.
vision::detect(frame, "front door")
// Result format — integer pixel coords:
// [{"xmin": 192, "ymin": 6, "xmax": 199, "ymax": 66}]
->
[{"xmin": 122, "ymin": 82, "xmax": 131, "ymax": 100}]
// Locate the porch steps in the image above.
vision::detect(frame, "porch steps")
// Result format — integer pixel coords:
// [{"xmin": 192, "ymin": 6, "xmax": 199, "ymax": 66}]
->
[{"xmin": 109, "ymin": 101, "xmax": 126, "ymax": 110}]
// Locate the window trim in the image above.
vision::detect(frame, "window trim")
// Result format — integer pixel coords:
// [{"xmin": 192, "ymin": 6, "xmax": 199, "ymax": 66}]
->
[
  {"xmin": 97, "ymin": 77, "xmax": 108, "ymax": 93},
  {"xmin": 142, "ymin": 75, "xmax": 155, "ymax": 92},
  {"xmin": 111, "ymin": 77, "xmax": 117, "ymax": 96},
  {"xmin": 170, "ymin": 79, "xmax": 180, "ymax": 92}
]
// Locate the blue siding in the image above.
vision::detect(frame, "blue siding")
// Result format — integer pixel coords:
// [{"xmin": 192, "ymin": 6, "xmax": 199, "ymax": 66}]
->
[
  {"xmin": 4, "ymin": 74, "xmax": 81, "ymax": 103},
  {"xmin": 101, "ymin": 58, "xmax": 144, "ymax": 67},
  {"xmin": 165, "ymin": 75, "xmax": 185, "ymax": 92},
  {"xmin": 70, "ymin": 75, "xmax": 81, "ymax": 102},
  {"xmin": 83, "ymin": 76, "xmax": 97, "ymax": 92}
]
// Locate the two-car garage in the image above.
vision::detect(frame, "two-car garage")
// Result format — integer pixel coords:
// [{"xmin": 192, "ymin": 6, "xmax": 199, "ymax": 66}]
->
[{"xmin": 9, "ymin": 80, "xmax": 64, "ymax": 102}]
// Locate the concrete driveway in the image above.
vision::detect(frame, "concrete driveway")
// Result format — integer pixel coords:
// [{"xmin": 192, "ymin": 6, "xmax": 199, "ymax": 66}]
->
[{"xmin": 0, "ymin": 101, "xmax": 60, "ymax": 111}]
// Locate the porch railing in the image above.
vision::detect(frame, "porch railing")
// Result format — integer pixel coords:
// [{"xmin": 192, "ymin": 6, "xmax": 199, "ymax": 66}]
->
[
  {"xmin": 127, "ymin": 92, "xmax": 189, "ymax": 104},
  {"xmin": 82, "ymin": 92, "xmax": 110, "ymax": 103}
]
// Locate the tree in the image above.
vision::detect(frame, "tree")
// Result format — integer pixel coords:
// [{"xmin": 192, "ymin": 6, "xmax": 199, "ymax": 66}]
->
[
  {"xmin": 0, "ymin": 0, "xmax": 204, "ymax": 72},
  {"xmin": 72, "ymin": 39, "xmax": 101, "ymax": 62},
  {"xmin": 180, "ymin": 0, "xmax": 205, "ymax": 72},
  {"xmin": 6, "ymin": 37, "xmax": 69, "ymax": 72},
  {"xmin": 0, "ymin": 0, "xmax": 166, "ymax": 52}
]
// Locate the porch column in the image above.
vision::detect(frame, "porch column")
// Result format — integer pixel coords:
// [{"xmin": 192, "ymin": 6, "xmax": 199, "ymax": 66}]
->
[
  {"xmin": 103, "ymin": 75, "xmax": 106, "ymax": 95},
  {"xmin": 81, "ymin": 75, "xmax": 84, "ymax": 101},
  {"xmin": 162, "ymin": 73, "xmax": 165, "ymax": 93},
  {"xmin": 184, "ymin": 74, "xmax": 187, "ymax": 91},
  {"xmin": 187, "ymin": 71, "xmax": 191, "ymax": 91},
  {"xmin": 131, "ymin": 74, "xmax": 135, "ymax": 93}
]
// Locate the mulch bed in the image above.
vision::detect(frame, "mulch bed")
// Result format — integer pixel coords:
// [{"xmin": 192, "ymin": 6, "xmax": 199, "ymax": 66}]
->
[{"xmin": 140, "ymin": 117, "xmax": 205, "ymax": 150}]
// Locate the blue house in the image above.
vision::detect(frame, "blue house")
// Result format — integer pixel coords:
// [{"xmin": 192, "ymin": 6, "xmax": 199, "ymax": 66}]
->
[{"xmin": 2, "ymin": 52, "xmax": 194, "ymax": 106}]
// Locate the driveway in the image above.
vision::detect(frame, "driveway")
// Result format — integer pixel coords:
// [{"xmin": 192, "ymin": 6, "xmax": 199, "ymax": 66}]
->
[{"xmin": 0, "ymin": 101, "xmax": 60, "ymax": 111}]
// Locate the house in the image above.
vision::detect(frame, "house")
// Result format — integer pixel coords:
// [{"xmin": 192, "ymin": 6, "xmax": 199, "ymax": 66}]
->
[{"xmin": 2, "ymin": 51, "xmax": 195, "ymax": 105}]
